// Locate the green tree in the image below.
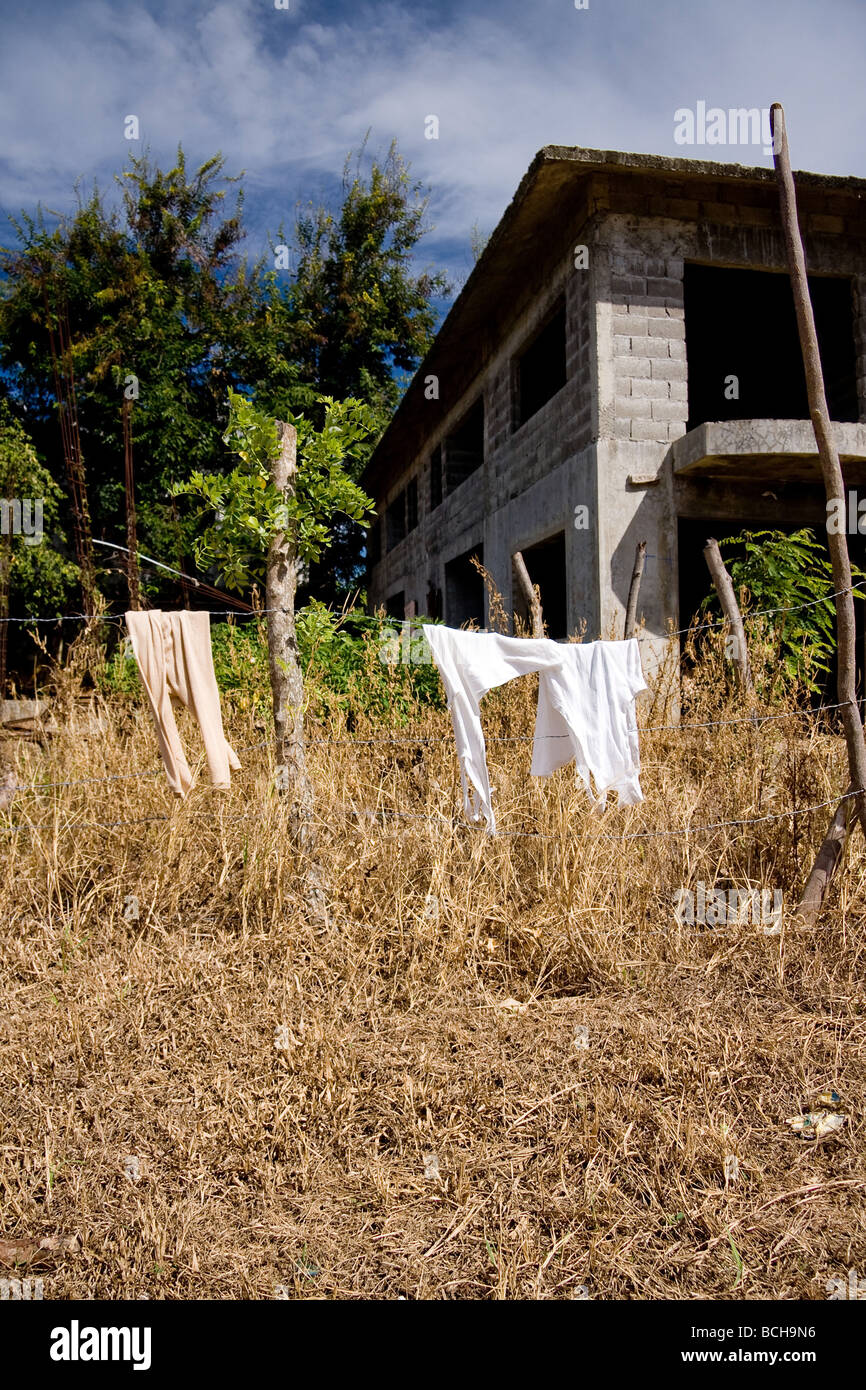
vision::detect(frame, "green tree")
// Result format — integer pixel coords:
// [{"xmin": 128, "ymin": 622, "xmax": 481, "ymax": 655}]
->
[
  {"xmin": 243, "ymin": 140, "xmax": 450, "ymax": 593},
  {"xmin": 0, "ymin": 139, "xmax": 446, "ymax": 627},
  {"xmin": 175, "ymin": 388, "xmax": 377, "ymax": 821},
  {"xmin": 0, "ymin": 403, "xmax": 79, "ymax": 687},
  {"xmin": 0, "ymin": 151, "xmax": 261, "ymax": 607},
  {"xmin": 175, "ymin": 389, "xmax": 376, "ymax": 592}
]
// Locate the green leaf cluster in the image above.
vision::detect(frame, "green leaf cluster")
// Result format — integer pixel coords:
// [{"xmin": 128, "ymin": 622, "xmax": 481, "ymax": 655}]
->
[
  {"xmin": 702, "ymin": 528, "xmax": 866, "ymax": 694},
  {"xmin": 175, "ymin": 389, "xmax": 376, "ymax": 592},
  {"xmin": 100, "ymin": 601, "xmax": 445, "ymax": 725},
  {"xmin": 0, "ymin": 402, "xmax": 79, "ymax": 616}
]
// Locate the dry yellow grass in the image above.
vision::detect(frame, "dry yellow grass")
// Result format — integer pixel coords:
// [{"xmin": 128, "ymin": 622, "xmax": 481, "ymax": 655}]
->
[{"xmin": 1, "ymin": 629, "xmax": 864, "ymax": 1300}]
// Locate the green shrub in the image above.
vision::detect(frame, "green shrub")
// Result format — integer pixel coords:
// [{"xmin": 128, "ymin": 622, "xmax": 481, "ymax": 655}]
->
[
  {"xmin": 98, "ymin": 602, "xmax": 445, "ymax": 725},
  {"xmin": 700, "ymin": 527, "xmax": 866, "ymax": 697}
]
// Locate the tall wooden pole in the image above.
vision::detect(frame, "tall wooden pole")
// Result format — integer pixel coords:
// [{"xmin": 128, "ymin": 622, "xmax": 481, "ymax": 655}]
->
[
  {"xmin": 771, "ymin": 102, "xmax": 866, "ymax": 840},
  {"xmin": 795, "ymin": 786, "xmax": 855, "ymax": 926},
  {"xmin": 266, "ymin": 420, "xmax": 313, "ymax": 837},
  {"xmin": 45, "ymin": 285, "xmax": 96, "ymax": 616}
]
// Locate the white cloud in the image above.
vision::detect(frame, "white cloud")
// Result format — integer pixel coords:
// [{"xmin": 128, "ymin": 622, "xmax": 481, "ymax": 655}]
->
[{"xmin": 1, "ymin": 0, "xmax": 864, "ymax": 282}]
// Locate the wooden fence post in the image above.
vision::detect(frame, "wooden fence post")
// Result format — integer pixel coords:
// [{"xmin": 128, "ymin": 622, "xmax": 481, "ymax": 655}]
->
[
  {"xmin": 795, "ymin": 787, "xmax": 855, "ymax": 925},
  {"xmin": 703, "ymin": 538, "xmax": 754, "ymax": 693},
  {"xmin": 266, "ymin": 420, "xmax": 313, "ymax": 838},
  {"xmin": 624, "ymin": 540, "xmax": 647, "ymax": 639},
  {"xmin": 771, "ymin": 101, "xmax": 866, "ymax": 842},
  {"xmin": 513, "ymin": 550, "xmax": 544, "ymax": 637}
]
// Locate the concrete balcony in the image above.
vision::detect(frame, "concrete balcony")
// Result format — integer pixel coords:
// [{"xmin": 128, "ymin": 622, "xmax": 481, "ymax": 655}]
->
[{"xmin": 671, "ymin": 419, "xmax": 866, "ymax": 484}]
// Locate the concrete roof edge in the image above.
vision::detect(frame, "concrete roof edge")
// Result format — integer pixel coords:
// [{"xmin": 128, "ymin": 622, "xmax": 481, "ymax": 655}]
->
[
  {"xmin": 535, "ymin": 144, "xmax": 866, "ymax": 190},
  {"xmin": 363, "ymin": 145, "xmax": 866, "ymax": 491}
]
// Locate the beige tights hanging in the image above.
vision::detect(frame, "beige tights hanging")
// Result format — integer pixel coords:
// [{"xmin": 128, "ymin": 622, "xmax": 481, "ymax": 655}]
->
[{"xmin": 125, "ymin": 610, "xmax": 240, "ymax": 796}]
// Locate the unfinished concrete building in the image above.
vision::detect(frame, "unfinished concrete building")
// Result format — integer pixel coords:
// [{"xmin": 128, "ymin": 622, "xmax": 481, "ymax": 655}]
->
[{"xmin": 364, "ymin": 147, "xmax": 866, "ymax": 671}]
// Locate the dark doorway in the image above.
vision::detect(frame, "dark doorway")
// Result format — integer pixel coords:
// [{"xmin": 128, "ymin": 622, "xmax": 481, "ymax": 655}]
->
[
  {"xmin": 513, "ymin": 532, "xmax": 568, "ymax": 638},
  {"xmin": 683, "ymin": 265, "xmax": 858, "ymax": 429},
  {"xmin": 430, "ymin": 445, "xmax": 443, "ymax": 510},
  {"xmin": 406, "ymin": 478, "xmax": 418, "ymax": 532},
  {"xmin": 425, "ymin": 583, "xmax": 443, "ymax": 620},
  {"xmin": 385, "ymin": 591, "xmax": 405, "ymax": 620},
  {"xmin": 445, "ymin": 547, "xmax": 485, "ymax": 628}
]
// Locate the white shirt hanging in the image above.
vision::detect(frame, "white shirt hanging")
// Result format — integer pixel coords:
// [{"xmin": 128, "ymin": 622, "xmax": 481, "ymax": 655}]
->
[{"xmin": 423, "ymin": 626, "xmax": 646, "ymax": 834}]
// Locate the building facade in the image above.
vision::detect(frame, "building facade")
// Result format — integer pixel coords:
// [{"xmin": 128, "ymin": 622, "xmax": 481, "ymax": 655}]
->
[{"xmin": 364, "ymin": 147, "xmax": 866, "ymax": 672}]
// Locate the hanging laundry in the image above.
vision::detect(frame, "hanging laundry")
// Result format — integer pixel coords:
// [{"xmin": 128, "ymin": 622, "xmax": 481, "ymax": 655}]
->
[
  {"xmin": 530, "ymin": 638, "xmax": 646, "ymax": 806},
  {"xmin": 125, "ymin": 610, "xmax": 240, "ymax": 796},
  {"xmin": 423, "ymin": 627, "xmax": 564, "ymax": 832},
  {"xmin": 423, "ymin": 626, "xmax": 646, "ymax": 834}
]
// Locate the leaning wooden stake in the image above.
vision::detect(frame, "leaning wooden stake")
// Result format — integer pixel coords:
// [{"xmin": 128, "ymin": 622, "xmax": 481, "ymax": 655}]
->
[
  {"xmin": 266, "ymin": 420, "xmax": 314, "ymax": 840},
  {"xmin": 794, "ymin": 787, "xmax": 855, "ymax": 927},
  {"xmin": 772, "ymin": 101, "xmax": 866, "ymax": 846},
  {"xmin": 513, "ymin": 550, "xmax": 544, "ymax": 637},
  {"xmin": 624, "ymin": 540, "xmax": 647, "ymax": 639},
  {"xmin": 704, "ymin": 538, "xmax": 754, "ymax": 693}
]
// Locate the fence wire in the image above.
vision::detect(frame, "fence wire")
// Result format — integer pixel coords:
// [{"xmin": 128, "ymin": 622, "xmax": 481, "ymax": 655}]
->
[
  {"xmin": 1, "ymin": 578, "xmax": 861, "ymax": 841},
  {"xmin": 2, "ymin": 700, "xmax": 854, "ymax": 797}
]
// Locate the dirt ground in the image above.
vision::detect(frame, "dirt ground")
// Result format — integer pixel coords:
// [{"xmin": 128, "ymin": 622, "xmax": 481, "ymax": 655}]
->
[{"xmin": 1, "ymin": 658, "xmax": 864, "ymax": 1299}]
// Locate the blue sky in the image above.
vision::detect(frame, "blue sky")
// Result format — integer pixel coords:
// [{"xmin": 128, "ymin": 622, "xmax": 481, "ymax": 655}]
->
[{"xmin": 1, "ymin": 0, "xmax": 865, "ymax": 295}]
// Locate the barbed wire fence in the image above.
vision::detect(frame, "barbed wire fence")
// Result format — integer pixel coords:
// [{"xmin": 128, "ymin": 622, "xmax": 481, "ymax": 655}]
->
[{"xmin": 0, "ymin": 584, "xmax": 861, "ymax": 847}]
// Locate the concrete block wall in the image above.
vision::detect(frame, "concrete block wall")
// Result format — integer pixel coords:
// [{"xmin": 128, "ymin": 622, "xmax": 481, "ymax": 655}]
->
[
  {"xmin": 375, "ymin": 454, "xmax": 486, "ymax": 615},
  {"xmin": 480, "ymin": 248, "xmax": 595, "ymax": 618},
  {"xmin": 591, "ymin": 203, "xmax": 866, "ymax": 658},
  {"xmin": 370, "ymin": 223, "xmax": 597, "ymax": 624},
  {"xmin": 371, "ymin": 173, "xmax": 866, "ymax": 662},
  {"xmin": 482, "ymin": 256, "xmax": 593, "ymax": 509},
  {"xmin": 593, "ymin": 216, "xmax": 688, "ymax": 646},
  {"xmin": 607, "ymin": 250, "xmax": 688, "ymax": 448},
  {"xmin": 484, "ymin": 442, "xmax": 601, "ymax": 639}
]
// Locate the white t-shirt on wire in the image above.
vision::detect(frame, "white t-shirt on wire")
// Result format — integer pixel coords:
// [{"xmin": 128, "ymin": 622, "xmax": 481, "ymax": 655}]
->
[{"xmin": 422, "ymin": 626, "xmax": 647, "ymax": 834}]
